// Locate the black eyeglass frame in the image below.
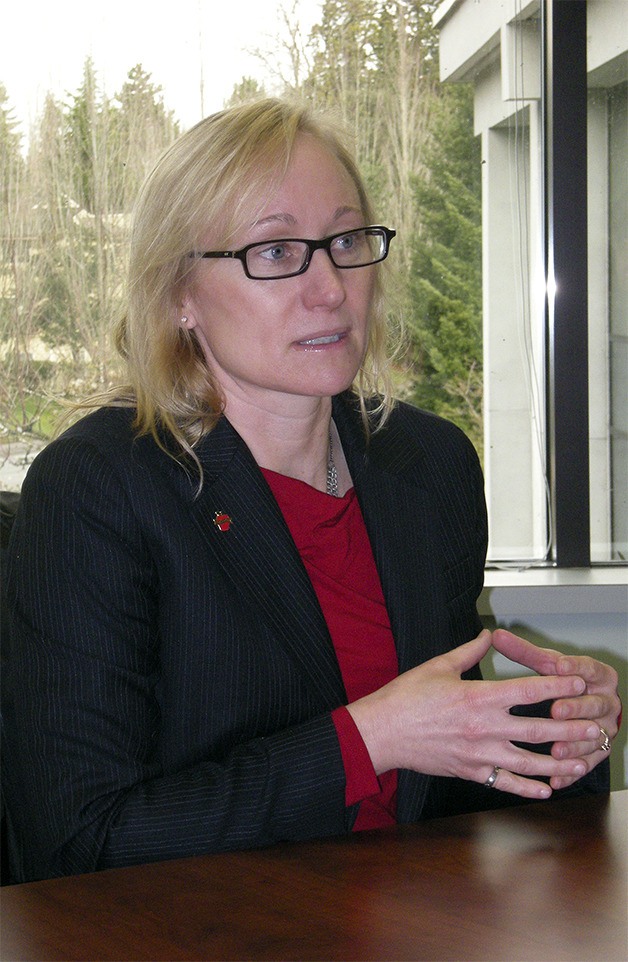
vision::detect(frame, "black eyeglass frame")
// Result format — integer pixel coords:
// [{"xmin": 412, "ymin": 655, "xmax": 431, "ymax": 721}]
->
[{"xmin": 189, "ymin": 226, "xmax": 396, "ymax": 280}]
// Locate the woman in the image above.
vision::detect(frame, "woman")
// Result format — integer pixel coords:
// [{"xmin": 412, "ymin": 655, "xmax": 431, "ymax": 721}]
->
[{"xmin": 2, "ymin": 99, "xmax": 619, "ymax": 883}]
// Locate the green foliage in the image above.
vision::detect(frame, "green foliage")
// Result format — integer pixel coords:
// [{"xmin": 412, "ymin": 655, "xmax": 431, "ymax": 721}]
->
[
  {"xmin": 226, "ymin": 77, "xmax": 267, "ymax": 108},
  {"xmin": 6, "ymin": 389, "xmax": 62, "ymax": 440},
  {"xmin": 298, "ymin": 2, "xmax": 482, "ymax": 451},
  {"xmin": 309, "ymin": 0, "xmax": 381, "ymax": 105},
  {"xmin": 62, "ymin": 59, "xmax": 100, "ymax": 212},
  {"xmin": 406, "ymin": 83, "xmax": 482, "ymax": 454},
  {"xmin": 111, "ymin": 64, "xmax": 180, "ymax": 208},
  {"xmin": 0, "ymin": 82, "xmax": 23, "ymax": 190}
]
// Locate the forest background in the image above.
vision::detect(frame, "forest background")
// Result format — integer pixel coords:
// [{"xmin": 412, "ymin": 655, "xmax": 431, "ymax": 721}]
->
[{"xmin": 0, "ymin": 0, "xmax": 482, "ymax": 482}]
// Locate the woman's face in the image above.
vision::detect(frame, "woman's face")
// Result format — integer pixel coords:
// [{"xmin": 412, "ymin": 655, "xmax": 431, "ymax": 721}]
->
[{"xmin": 182, "ymin": 134, "xmax": 376, "ymax": 417}]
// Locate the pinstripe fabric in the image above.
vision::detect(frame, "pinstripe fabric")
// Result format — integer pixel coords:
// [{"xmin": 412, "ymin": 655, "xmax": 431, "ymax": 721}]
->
[{"xmin": 3, "ymin": 393, "xmax": 491, "ymax": 882}]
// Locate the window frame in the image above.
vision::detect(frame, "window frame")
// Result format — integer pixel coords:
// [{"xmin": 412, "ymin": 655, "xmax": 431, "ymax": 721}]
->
[
  {"xmin": 435, "ymin": 0, "xmax": 626, "ymax": 571},
  {"xmin": 545, "ymin": 0, "xmax": 590, "ymax": 567}
]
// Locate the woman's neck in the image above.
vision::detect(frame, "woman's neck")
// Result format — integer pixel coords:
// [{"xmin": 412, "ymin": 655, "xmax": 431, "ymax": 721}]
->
[{"xmin": 223, "ymin": 394, "xmax": 349, "ymax": 495}]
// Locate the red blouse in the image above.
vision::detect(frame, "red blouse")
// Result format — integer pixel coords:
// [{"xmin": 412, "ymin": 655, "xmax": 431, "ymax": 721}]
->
[{"xmin": 262, "ymin": 469, "xmax": 398, "ymax": 829}]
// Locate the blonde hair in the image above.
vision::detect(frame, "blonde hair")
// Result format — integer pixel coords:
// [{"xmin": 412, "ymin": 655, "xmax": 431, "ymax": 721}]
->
[{"xmin": 110, "ymin": 98, "xmax": 398, "ymax": 467}]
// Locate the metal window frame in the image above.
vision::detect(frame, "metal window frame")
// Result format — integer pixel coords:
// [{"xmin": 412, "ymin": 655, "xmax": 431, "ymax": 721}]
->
[{"xmin": 544, "ymin": 0, "xmax": 591, "ymax": 566}]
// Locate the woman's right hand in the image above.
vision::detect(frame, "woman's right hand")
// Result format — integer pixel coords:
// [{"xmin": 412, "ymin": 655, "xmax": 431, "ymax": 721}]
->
[{"xmin": 346, "ymin": 629, "xmax": 599, "ymax": 799}]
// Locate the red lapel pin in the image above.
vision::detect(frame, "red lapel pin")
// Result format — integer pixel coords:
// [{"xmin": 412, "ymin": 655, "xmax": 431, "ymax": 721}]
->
[{"xmin": 213, "ymin": 511, "xmax": 232, "ymax": 532}]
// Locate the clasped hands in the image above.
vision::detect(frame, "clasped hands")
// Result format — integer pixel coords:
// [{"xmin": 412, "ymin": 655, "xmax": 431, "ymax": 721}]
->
[{"xmin": 347, "ymin": 628, "xmax": 620, "ymax": 799}]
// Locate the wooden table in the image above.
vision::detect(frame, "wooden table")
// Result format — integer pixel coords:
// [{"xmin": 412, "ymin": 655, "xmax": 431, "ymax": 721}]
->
[{"xmin": 1, "ymin": 791, "xmax": 626, "ymax": 962}]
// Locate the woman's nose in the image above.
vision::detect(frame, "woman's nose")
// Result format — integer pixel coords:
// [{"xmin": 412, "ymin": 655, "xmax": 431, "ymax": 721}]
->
[{"xmin": 301, "ymin": 248, "xmax": 347, "ymax": 308}]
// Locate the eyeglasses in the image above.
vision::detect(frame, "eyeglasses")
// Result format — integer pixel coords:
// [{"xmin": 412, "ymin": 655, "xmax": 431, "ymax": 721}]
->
[{"xmin": 190, "ymin": 226, "xmax": 396, "ymax": 280}]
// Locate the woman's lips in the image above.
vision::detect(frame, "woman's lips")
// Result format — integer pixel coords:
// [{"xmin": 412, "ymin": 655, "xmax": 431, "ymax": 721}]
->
[{"xmin": 297, "ymin": 332, "xmax": 345, "ymax": 346}]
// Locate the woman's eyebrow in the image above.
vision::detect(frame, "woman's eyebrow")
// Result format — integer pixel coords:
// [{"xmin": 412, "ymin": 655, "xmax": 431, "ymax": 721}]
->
[
  {"xmin": 331, "ymin": 205, "xmax": 363, "ymax": 221},
  {"xmin": 250, "ymin": 206, "xmax": 363, "ymax": 234},
  {"xmin": 251, "ymin": 213, "xmax": 296, "ymax": 231}
]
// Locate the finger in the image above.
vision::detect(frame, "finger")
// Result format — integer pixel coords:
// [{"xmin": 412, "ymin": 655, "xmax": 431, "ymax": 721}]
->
[
  {"xmin": 482, "ymin": 763, "xmax": 577, "ymax": 800},
  {"xmin": 552, "ymin": 691, "xmax": 621, "ymax": 740},
  {"xmin": 507, "ymin": 717, "xmax": 600, "ymax": 746},
  {"xmin": 554, "ymin": 654, "xmax": 619, "ymax": 692},
  {"xmin": 549, "ymin": 750, "xmax": 608, "ymax": 791},
  {"xmin": 549, "ymin": 773, "xmax": 581, "ymax": 790},
  {"xmin": 439, "ymin": 629, "xmax": 493, "ymax": 675},
  {"xmin": 549, "ymin": 767, "xmax": 602, "ymax": 791},
  {"xmin": 485, "ymin": 768, "xmax": 552, "ymax": 800},
  {"xmin": 551, "ymin": 692, "xmax": 611, "ymax": 722},
  {"xmin": 501, "ymin": 745, "xmax": 587, "ymax": 781},
  {"xmin": 483, "ymin": 672, "xmax": 586, "ymax": 709},
  {"xmin": 491, "ymin": 629, "xmax": 562, "ymax": 676},
  {"xmin": 552, "ymin": 738, "xmax": 602, "ymax": 760}
]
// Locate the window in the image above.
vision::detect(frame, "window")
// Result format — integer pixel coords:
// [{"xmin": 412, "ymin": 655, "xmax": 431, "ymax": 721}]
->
[
  {"xmin": 435, "ymin": 0, "xmax": 627, "ymax": 566},
  {"xmin": 2, "ymin": 0, "xmax": 625, "ymax": 571}
]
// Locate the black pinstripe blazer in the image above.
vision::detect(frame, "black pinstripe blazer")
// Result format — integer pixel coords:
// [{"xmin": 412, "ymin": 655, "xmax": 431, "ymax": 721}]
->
[{"xmin": 2, "ymin": 393, "xmax": 501, "ymax": 881}]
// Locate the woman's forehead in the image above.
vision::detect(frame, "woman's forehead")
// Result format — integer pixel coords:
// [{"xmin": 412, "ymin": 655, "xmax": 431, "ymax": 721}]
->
[{"xmin": 196, "ymin": 141, "xmax": 362, "ymax": 248}]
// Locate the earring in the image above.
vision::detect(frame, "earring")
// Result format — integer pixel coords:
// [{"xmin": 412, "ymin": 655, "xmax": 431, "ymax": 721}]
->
[{"xmin": 180, "ymin": 315, "xmax": 189, "ymax": 325}]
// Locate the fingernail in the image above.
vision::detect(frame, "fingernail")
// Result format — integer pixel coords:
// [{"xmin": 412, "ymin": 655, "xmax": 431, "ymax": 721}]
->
[{"xmin": 586, "ymin": 725, "xmax": 600, "ymax": 738}]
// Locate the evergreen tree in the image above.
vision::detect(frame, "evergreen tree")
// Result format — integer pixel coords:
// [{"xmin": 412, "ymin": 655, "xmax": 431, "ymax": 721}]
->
[
  {"xmin": 63, "ymin": 58, "xmax": 105, "ymax": 213},
  {"xmin": 370, "ymin": 1, "xmax": 440, "ymax": 268},
  {"xmin": 0, "ymin": 86, "xmax": 58, "ymax": 439},
  {"xmin": 24, "ymin": 62, "xmax": 178, "ymax": 385},
  {"xmin": 0, "ymin": 83, "xmax": 23, "ymax": 206},
  {"xmin": 112, "ymin": 64, "xmax": 180, "ymax": 208},
  {"xmin": 407, "ymin": 82, "xmax": 482, "ymax": 454},
  {"xmin": 225, "ymin": 77, "xmax": 267, "ymax": 108},
  {"xmin": 307, "ymin": 0, "xmax": 381, "ymax": 133}
]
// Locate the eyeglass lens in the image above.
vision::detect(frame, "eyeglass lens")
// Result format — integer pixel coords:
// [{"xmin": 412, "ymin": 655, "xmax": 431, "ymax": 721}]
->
[{"xmin": 245, "ymin": 228, "xmax": 386, "ymax": 278}]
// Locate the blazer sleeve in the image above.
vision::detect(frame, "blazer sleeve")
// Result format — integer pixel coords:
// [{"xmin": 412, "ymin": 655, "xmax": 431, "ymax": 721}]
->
[{"xmin": 2, "ymin": 436, "xmax": 350, "ymax": 882}]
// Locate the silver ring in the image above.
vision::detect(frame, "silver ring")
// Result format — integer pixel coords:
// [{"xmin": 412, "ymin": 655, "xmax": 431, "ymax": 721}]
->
[
  {"xmin": 599, "ymin": 727, "xmax": 612, "ymax": 753},
  {"xmin": 484, "ymin": 766, "xmax": 501, "ymax": 789}
]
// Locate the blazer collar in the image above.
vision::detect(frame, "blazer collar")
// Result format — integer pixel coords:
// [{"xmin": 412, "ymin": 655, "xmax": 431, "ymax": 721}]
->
[
  {"xmin": 332, "ymin": 396, "xmax": 445, "ymax": 673},
  {"xmin": 186, "ymin": 396, "xmax": 441, "ymax": 702},
  {"xmin": 189, "ymin": 417, "xmax": 346, "ymax": 708},
  {"xmin": 331, "ymin": 393, "xmax": 426, "ymax": 477},
  {"xmin": 187, "ymin": 392, "xmax": 424, "ymax": 481},
  {"xmin": 333, "ymin": 395, "xmax": 443, "ymax": 819}
]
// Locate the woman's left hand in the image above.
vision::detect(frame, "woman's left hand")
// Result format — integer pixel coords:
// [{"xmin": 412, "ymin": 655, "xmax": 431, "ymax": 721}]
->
[{"xmin": 491, "ymin": 628, "xmax": 621, "ymax": 790}]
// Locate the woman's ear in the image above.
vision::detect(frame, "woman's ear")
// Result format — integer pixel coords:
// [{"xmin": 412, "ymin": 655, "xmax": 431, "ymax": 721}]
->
[{"xmin": 179, "ymin": 294, "xmax": 198, "ymax": 330}]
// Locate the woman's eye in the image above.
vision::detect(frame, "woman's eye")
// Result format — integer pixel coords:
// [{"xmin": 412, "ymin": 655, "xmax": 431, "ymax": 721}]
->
[
  {"xmin": 335, "ymin": 234, "xmax": 355, "ymax": 250},
  {"xmin": 260, "ymin": 244, "xmax": 288, "ymax": 261}
]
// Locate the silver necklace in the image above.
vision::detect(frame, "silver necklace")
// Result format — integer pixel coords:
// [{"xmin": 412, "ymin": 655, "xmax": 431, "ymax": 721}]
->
[{"xmin": 326, "ymin": 428, "xmax": 339, "ymax": 497}]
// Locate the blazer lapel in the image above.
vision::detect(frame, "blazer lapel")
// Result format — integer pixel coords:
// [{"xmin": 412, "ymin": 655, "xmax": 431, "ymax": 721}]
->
[
  {"xmin": 188, "ymin": 419, "xmax": 346, "ymax": 709},
  {"xmin": 334, "ymin": 396, "xmax": 447, "ymax": 822},
  {"xmin": 333, "ymin": 396, "xmax": 447, "ymax": 673}
]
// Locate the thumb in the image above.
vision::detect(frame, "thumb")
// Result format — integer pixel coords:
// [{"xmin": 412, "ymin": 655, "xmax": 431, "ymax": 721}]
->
[{"xmin": 442, "ymin": 628, "xmax": 493, "ymax": 676}]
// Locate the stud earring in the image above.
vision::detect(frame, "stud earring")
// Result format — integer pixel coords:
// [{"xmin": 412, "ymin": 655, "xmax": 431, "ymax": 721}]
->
[{"xmin": 180, "ymin": 315, "xmax": 189, "ymax": 325}]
